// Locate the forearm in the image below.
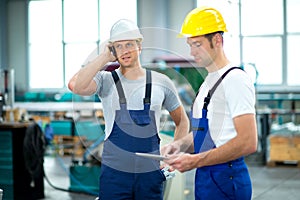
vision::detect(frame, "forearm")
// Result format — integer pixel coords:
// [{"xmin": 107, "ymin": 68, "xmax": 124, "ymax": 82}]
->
[
  {"xmin": 170, "ymin": 105, "xmax": 190, "ymax": 140},
  {"xmin": 176, "ymin": 133, "xmax": 194, "ymax": 153},
  {"xmin": 196, "ymin": 138, "xmax": 249, "ymax": 167},
  {"xmin": 168, "ymin": 105, "xmax": 193, "ymax": 153},
  {"xmin": 72, "ymin": 53, "xmax": 109, "ymax": 94},
  {"xmin": 196, "ymin": 114, "xmax": 257, "ymax": 167},
  {"xmin": 173, "ymin": 107, "xmax": 190, "ymax": 141},
  {"xmin": 165, "ymin": 134, "xmax": 252, "ymax": 171}
]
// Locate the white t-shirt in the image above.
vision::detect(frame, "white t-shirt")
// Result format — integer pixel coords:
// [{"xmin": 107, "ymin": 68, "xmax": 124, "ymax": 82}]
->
[
  {"xmin": 94, "ymin": 68, "xmax": 181, "ymax": 140},
  {"xmin": 192, "ymin": 64, "xmax": 256, "ymax": 147}
]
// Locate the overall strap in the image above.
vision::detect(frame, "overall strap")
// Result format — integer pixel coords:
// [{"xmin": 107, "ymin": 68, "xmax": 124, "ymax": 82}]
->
[
  {"xmin": 144, "ymin": 70, "xmax": 152, "ymax": 104},
  {"xmin": 111, "ymin": 70, "xmax": 126, "ymax": 104},
  {"xmin": 111, "ymin": 70, "xmax": 152, "ymax": 105},
  {"xmin": 203, "ymin": 67, "xmax": 242, "ymax": 110}
]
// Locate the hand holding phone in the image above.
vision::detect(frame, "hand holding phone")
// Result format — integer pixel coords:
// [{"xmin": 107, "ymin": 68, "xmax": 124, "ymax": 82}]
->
[{"xmin": 109, "ymin": 46, "xmax": 117, "ymax": 58}]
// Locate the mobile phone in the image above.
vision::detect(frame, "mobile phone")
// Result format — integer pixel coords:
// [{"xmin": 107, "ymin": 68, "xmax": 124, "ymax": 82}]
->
[{"xmin": 109, "ymin": 46, "xmax": 117, "ymax": 57}]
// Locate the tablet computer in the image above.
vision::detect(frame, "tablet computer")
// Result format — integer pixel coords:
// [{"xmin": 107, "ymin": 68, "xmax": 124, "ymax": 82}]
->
[{"xmin": 135, "ymin": 152, "xmax": 169, "ymax": 161}]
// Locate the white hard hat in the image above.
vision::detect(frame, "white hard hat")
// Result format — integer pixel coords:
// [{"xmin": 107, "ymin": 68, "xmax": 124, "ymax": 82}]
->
[{"xmin": 109, "ymin": 19, "xmax": 143, "ymax": 43}]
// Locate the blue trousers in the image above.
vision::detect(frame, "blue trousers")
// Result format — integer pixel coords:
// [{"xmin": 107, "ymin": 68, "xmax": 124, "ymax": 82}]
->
[{"xmin": 195, "ymin": 158, "xmax": 252, "ymax": 200}]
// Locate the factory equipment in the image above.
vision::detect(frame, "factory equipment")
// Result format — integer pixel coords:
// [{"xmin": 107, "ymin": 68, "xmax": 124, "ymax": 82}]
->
[
  {"xmin": 0, "ymin": 69, "xmax": 15, "ymax": 122},
  {"xmin": 0, "ymin": 69, "xmax": 15, "ymax": 108}
]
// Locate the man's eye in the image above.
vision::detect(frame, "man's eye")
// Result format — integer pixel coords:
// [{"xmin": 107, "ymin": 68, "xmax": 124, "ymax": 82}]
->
[
  {"xmin": 115, "ymin": 44, "xmax": 122, "ymax": 49},
  {"xmin": 126, "ymin": 43, "xmax": 134, "ymax": 48},
  {"xmin": 189, "ymin": 43, "xmax": 201, "ymax": 48},
  {"xmin": 194, "ymin": 43, "xmax": 201, "ymax": 48}
]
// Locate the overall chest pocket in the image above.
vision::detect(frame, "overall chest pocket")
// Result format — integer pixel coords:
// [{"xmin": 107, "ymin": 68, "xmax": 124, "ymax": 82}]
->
[
  {"xmin": 129, "ymin": 109, "xmax": 151, "ymax": 126},
  {"xmin": 117, "ymin": 109, "xmax": 151, "ymax": 126}
]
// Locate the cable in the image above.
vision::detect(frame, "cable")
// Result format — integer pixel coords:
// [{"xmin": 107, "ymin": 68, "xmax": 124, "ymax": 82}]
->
[
  {"xmin": 43, "ymin": 146, "xmax": 99, "ymax": 196},
  {"xmin": 23, "ymin": 121, "xmax": 99, "ymax": 197},
  {"xmin": 43, "ymin": 171, "xmax": 70, "ymax": 193}
]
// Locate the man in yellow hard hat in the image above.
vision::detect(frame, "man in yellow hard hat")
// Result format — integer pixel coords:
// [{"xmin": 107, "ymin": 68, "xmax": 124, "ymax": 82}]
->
[
  {"xmin": 68, "ymin": 19, "xmax": 189, "ymax": 200},
  {"xmin": 163, "ymin": 7, "xmax": 258, "ymax": 200}
]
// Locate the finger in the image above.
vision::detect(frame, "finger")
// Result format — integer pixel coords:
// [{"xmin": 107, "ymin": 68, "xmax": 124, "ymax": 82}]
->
[
  {"xmin": 161, "ymin": 145, "xmax": 172, "ymax": 156},
  {"xmin": 159, "ymin": 163, "xmax": 167, "ymax": 169},
  {"xmin": 168, "ymin": 166, "xmax": 175, "ymax": 172}
]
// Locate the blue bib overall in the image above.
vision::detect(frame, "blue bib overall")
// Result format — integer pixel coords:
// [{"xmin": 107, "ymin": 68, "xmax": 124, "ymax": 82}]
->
[
  {"xmin": 192, "ymin": 67, "xmax": 252, "ymax": 200},
  {"xmin": 99, "ymin": 70, "xmax": 166, "ymax": 200}
]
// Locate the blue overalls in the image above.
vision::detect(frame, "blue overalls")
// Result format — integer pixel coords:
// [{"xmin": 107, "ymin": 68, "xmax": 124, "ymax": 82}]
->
[
  {"xmin": 99, "ymin": 70, "xmax": 166, "ymax": 200},
  {"xmin": 191, "ymin": 67, "xmax": 252, "ymax": 200}
]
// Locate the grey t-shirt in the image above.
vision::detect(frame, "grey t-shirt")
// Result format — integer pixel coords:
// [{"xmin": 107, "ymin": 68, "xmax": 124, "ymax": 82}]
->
[{"xmin": 93, "ymin": 68, "xmax": 181, "ymax": 140}]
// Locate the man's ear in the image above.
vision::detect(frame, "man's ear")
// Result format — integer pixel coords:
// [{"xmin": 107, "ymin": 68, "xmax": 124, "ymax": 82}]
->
[{"xmin": 214, "ymin": 33, "xmax": 223, "ymax": 47}]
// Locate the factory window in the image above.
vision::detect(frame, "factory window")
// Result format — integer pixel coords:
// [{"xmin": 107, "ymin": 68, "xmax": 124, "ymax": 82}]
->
[
  {"xmin": 241, "ymin": 0, "xmax": 284, "ymax": 87},
  {"xmin": 28, "ymin": 0, "xmax": 63, "ymax": 89},
  {"xmin": 286, "ymin": 0, "xmax": 300, "ymax": 86},
  {"xmin": 28, "ymin": 0, "xmax": 136, "ymax": 89},
  {"xmin": 198, "ymin": 0, "xmax": 300, "ymax": 89}
]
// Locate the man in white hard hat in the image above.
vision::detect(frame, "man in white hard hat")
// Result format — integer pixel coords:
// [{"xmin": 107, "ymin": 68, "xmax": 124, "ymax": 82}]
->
[{"xmin": 68, "ymin": 19, "xmax": 189, "ymax": 200}]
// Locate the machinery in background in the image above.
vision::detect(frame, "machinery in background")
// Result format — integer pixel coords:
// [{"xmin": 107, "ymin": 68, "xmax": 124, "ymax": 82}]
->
[
  {"xmin": 0, "ymin": 94, "xmax": 3, "ymax": 122},
  {"xmin": 0, "ymin": 69, "xmax": 15, "ymax": 122}
]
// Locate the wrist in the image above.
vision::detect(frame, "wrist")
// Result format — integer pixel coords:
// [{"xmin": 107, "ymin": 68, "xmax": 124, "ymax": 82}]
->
[{"xmin": 91, "ymin": 53, "xmax": 110, "ymax": 70}]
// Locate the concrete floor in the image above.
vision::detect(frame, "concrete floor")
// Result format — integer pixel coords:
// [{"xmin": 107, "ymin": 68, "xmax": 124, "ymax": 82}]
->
[{"xmin": 40, "ymin": 153, "xmax": 300, "ymax": 200}]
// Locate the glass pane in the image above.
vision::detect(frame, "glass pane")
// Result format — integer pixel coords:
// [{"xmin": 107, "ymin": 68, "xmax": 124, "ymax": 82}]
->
[
  {"xmin": 28, "ymin": 0, "xmax": 62, "ymax": 43},
  {"xmin": 64, "ymin": 0, "xmax": 98, "ymax": 42},
  {"xmin": 287, "ymin": 35, "xmax": 300, "ymax": 85},
  {"xmin": 29, "ymin": 43, "xmax": 63, "ymax": 88},
  {"xmin": 65, "ymin": 43, "xmax": 98, "ymax": 86},
  {"xmin": 99, "ymin": 0, "xmax": 137, "ymax": 42},
  {"xmin": 242, "ymin": 37, "xmax": 282, "ymax": 85},
  {"xmin": 241, "ymin": 0, "xmax": 283, "ymax": 35},
  {"xmin": 29, "ymin": 0, "xmax": 63, "ymax": 89},
  {"xmin": 224, "ymin": 35, "xmax": 240, "ymax": 65},
  {"xmin": 287, "ymin": 0, "xmax": 300, "ymax": 33}
]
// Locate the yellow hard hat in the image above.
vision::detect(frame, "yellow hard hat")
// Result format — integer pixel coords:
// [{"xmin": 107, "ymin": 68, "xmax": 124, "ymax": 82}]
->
[{"xmin": 179, "ymin": 6, "xmax": 227, "ymax": 37}]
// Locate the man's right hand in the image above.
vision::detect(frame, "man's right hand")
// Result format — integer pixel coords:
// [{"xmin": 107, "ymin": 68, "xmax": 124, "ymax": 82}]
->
[{"xmin": 105, "ymin": 44, "xmax": 117, "ymax": 62}]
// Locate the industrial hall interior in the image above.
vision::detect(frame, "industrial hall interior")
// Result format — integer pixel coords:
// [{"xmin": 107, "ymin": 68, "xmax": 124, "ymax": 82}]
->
[{"xmin": 1, "ymin": 0, "xmax": 300, "ymax": 200}]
